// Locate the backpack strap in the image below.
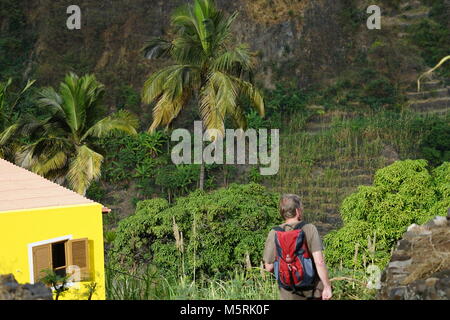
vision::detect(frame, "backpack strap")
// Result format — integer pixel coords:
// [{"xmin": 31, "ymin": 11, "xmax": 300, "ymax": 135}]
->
[
  {"xmin": 294, "ymin": 221, "xmax": 307, "ymax": 230},
  {"xmin": 272, "ymin": 222, "xmax": 306, "ymax": 232}
]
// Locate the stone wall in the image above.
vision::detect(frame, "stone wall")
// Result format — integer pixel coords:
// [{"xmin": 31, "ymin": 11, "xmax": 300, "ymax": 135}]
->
[
  {"xmin": 378, "ymin": 211, "xmax": 450, "ymax": 300},
  {"xmin": 0, "ymin": 274, "xmax": 52, "ymax": 300}
]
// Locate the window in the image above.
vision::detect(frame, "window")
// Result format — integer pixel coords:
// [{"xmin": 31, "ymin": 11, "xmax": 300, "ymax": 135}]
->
[
  {"xmin": 32, "ymin": 238, "xmax": 90, "ymax": 283},
  {"xmin": 51, "ymin": 241, "xmax": 67, "ymax": 277}
]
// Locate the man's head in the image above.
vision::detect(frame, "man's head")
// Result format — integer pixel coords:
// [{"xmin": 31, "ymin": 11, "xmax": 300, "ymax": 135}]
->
[{"xmin": 279, "ymin": 194, "xmax": 303, "ymax": 221}]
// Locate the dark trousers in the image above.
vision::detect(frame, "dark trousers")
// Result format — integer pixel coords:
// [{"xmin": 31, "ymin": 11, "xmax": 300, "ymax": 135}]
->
[{"xmin": 279, "ymin": 281, "xmax": 323, "ymax": 300}]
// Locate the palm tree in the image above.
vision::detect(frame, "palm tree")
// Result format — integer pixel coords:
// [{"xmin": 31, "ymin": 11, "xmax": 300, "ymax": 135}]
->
[
  {"xmin": 0, "ymin": 78, "xmax": 35, "ymax": 160},
  {"xmin": 142, "ymin": 0, "xmax": 265, "ymax": 190},
  {"xmin": 16, "ymin": 73, "xmax": 138, "ymax": 195}
]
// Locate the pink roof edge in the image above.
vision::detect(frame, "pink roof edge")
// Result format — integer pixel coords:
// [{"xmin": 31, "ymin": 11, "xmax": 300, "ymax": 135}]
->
[{"xmin": 0, "ymin": 158, "xmax": 100, "ymax": 212}]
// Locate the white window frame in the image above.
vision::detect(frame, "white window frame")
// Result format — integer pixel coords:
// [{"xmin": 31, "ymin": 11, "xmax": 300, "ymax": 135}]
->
[{"xmin": 28, "ymin": 235, "xmax": 73, "ymax": 284}]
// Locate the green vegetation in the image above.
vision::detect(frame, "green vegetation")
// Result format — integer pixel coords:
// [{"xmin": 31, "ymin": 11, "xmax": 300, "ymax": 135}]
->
[
  {"xmin": 106, "ymin": 267, "xmax": 278, "ymax": 300},
  {"xmin": 274, "ymin": 109, "xmax": 440, "ymax": 226},
  {"xmin": 416, "ymin": 117, "xmax": 450, "ymax": 166},
  {"xmin": 142, "ymin": 0, "xmax": 264, "ymax": 134},
  {"xmin": 0, "ymin": 78, "xmax": 35, "ymax": 160},
  {"xmin": 324, "ymin": 160, "xmax": 450, "ymax": 270},
  {"xmin": 142, "ymin": 0, "xmax": 265, "ymax": 189},
  {"xmin": 109, "ymin": 183, "xmax": 279, "ymax": 275},
  {"xmin": 15, "ymin": 73, "xmax": 138, "ymax": 195},
  {"xmin": 39, "ymin": 269, "xmax": 70, "ymax": 300},
  {"xmin": 92, "ymin": 131, "xmax": 209, "ymax": 202},
  {"xmin": 0, "ymin": 1, "xmax": 36, "ymax": 81},
  {"xmin": 408, "ymin": 0, "xmax": 450, "ymax": 79},
  {"xmin": 106, "ymin": 181, "xmax": 386, "ymax": 300}
]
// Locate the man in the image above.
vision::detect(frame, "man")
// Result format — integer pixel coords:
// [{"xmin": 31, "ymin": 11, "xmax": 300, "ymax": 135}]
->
[{"xmin": 264, "ymin": 194, "xmax": 333, "ymax": 300}]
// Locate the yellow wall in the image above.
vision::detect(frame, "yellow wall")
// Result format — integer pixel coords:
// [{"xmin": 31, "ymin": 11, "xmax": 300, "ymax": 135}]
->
[{"xmin": 0, "ymin": 203, "xmax": 105, "ymax": 300}]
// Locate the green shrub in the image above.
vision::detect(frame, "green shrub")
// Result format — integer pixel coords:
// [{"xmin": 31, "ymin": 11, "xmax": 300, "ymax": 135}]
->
[
  {"xmin": 86, "ymin": 181, "xmax": 107, "ymax": 202},
  {"xmin": 100, "ymin": 132, "xmax": 168, "ymax": 184},
  {"xmin": 362, "ymin": 77, "xmax": 397, "ymax": 109},
  {"xmin": 109, "ymin": 183, "xmax": 279, "ymax": 276},
  {"xmin": 325, "ymin": 160, "xmax": 449, "ymax": 270},
  {"xmin": 154, "ymin": 165, "xmax": 200, "ymax": 200},
  {"xmin": 430, "ymin": 162, "xmax": 450, "ymax": 216},
  {"xmin": 408, "ymin": 14, "xmax": 450, "ymax": 78},
  {"xmin": 419, "ymin": 119, "xmax": 450, "ymax": 166}
]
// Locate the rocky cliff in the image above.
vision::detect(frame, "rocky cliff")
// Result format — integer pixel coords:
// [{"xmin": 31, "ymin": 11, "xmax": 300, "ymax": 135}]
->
[
  {"xmin": 2, "ymin": 0, "xmax": 409, "ymax": 107},
  {"xmin": 378, "ymin": 212, "xmax": 450, "ymax": 300},
  {"xmin": 0, "ymin": 274, "xmax": 52, "ymax": 300}
]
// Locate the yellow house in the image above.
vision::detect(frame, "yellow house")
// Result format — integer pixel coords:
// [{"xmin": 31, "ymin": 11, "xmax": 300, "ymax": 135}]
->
[{"xmin": 0, "ymin": 159, "xmax": 106, "ymax": 300}]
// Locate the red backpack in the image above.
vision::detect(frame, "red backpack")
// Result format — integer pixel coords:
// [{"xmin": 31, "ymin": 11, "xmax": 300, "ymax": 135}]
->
[{"xmin": 273, "ymin": 222, "xmax": 317, "ymax": 292}]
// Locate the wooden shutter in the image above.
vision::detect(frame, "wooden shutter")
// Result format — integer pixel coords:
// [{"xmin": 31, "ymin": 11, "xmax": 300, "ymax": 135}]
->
[
  {"xmin": 66, "ymin": 238, "xmax": 90, "ymax": 281},
  {"xmin": 32, "ymin": 244, "xmax": 52, "ymax": 283}
]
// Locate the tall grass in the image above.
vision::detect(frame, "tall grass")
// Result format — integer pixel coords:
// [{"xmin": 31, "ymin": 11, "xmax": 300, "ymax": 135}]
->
[
  {"xmin": 105, "ymin": 263, "xmax": 379, "ymax": 300},
  {"xmin": 106, "ymin": 265, "xmax": 279, "ymax": 300},
  {"xmin": 268, "ymin": 110, "xmax": 432, "ymax": 225}
]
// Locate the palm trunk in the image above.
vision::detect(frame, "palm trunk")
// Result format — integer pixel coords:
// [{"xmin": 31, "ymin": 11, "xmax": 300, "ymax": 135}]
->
[
  {"xmin": 199, "ymin": 162, "xmax": 205, "ymax": 190},
  {"xmin": 199, "ymin": 120, "xmax": 205, "ymax": 191}
]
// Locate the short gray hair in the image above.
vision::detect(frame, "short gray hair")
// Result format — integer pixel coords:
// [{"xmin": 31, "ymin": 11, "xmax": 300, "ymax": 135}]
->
[{"xmin": 279, "ymin": 194, "xmax": 303, "ymax": 219}]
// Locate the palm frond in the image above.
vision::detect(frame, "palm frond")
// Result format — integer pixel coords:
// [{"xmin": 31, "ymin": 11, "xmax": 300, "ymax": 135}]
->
[
  {"xmin": 149, "ymin": 91, "xmax": 190, "ymax": 132},
  {"xmin": 58, "ymin": 73, "xmax": 105, "ymax": 135},
  {"xmin": 200, "ymin": 71, "xmax": 239, "ymax": 136},
  {"xmin": 0, "ymin": 123, "xmax": 19, "ymax": 146},
  {"xmin": 172, "ymin": 0, "xmax": 219, "ymax": 56},
  {"xmin": 0, "ymin": 123, "xmax": 19, "ymax": 159},
  {"xmin": 212, "ymin": 44, "xmax": 254, "ymax": 74},
  {"xmin": 15, "ymin": 143, "xmax": 37, "ymax": 169},
  {"xmin": 229, "ymin": 103, "xmax": 248, "ymax": 130},
  {"xmin": 144, "ymin": 65, "xmax": 199, "ymax": 132},
  {"xmin": 143, "ymin": 38, "xmax": 174, "ymax": 60},
  {"xmin": 67, "ymin": 145, "xmax": 103, "ymax": 195},
  {"xmin": 16, "ymin": 138, "xmax": 70, "ymax": 177},
  {"xmin": 233, "ymin": 77, "xmax": 265, "ymax": 117},
  {"xmin": 210, "ymin": 11, "xmax": 238, "ymax": 52},
  {"xmin": 142, "ymin": 65, "xmax": 198, "ymax": 104},
  {"xmin": 10, "ymin": 79, "xmax": 36, "ymax": 110},
  {"xmin": 38, "ymin": 87, "xmax": 66, "ymax": 116},
  {"xmin": 0, "ymin": 78, "xmax": 13, "ymax": 112},
  {"xmin": 82, "ymin": 110, "xmax": 139, "ymax": 140},
  {"xmin": 172, "ymin": 35, "xmax": 206, "ymax": 65},
  {"xmin": 32, "ymin": 151, "xmax": 68, "ymax": 177}
]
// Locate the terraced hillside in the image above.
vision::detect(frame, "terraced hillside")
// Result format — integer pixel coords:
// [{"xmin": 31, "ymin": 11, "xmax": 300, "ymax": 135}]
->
[
  {"xmin": 275, "ymin": 111, "xmax": 401, "ymax": 236},
  {"xmin": 273, "ymin": 0, "xmax": 450, "ymax": 236},
  {"xmin": 384, "ymin": 0, "xmax": 431, "ymax": 32},
  {"xmin": 407, "ymin": 80, "xmax": 450, "ymax": 116}
]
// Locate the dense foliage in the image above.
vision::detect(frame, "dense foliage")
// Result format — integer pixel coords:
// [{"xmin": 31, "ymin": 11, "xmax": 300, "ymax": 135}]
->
[
  {"xmin": 324, "ymin": 160, "xmax": 450, "ymax": 269},
  {"xmin": 0, "ymin": 78, "xmax": 35, "ymax": 160},
  {"xmin": 0, "ymin": 1, "xmax": 35, "ymax": 81},
  {"xmin": 92, "ymin": 132, "xmax": 213, "ymax": 202},
  {"xmin": 15, "ymin": 73, "xmax": 138, "ymax": 194},
  {"xmin": 408, "ymin": 0, "xmax": 450, "ymax": 79},
  {"xmin": 142, "ymin": 0, "xmax": 264, "ymax": 134},
  {"xmin": 418, "ymin": 118, "xmax": 450, "ymax": 166},
  {"xmin": 109, "ymin": 183, "xmax": 279, "ymax": 276}
]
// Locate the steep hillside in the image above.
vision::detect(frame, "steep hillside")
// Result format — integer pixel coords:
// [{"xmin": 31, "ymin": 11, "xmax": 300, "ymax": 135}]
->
[
  {"xmin": 1, "ymin": 0, "xmax": 448, "ymax": 232},
  {"xmin": 271, "ymin": 0, "xmax": 450, "ymax": 235},
  {"xmin": 1, "ymin": 0, "xmax": 417, "ymax": 106}
]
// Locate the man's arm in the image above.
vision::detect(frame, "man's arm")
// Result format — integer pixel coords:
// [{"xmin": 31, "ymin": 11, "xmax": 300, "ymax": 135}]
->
[
  {"xmin": 264, "ymin": 263, "xmax": 274, "ymax": 273},
  {"xmin": 263, "ymin": 230, "xmax": 275, "ymax": 273},
  {"xmin": 312, "ymin": 250, "xmax": 332, "ymax": 300}
]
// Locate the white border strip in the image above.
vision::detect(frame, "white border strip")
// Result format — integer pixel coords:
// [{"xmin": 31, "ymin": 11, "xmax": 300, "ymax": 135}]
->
[{"xmin": 28, "ymin": 235, "xmax": 73, "ymax": 284}]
